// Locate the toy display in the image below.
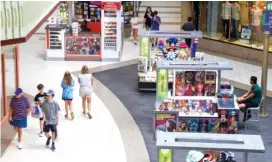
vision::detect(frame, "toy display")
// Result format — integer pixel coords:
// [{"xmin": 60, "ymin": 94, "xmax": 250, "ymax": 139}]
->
[
  {"xmin": 186, "ymin": 150, "xmax": 236, "ymax": 162},
  {"xmin": 65, "ymin": 36, "xmax": 101, "ymax": 55},
  {"xmin": 175, "ymin": 71, "xmax": 216, "ymax": 97},
  {"xmin": 213, "ymin": 109, "xmax": 239, "ymax": 134},
  {"xmin": 155, "ymin": 113, "xmax": 177, "ymax": 132},
  {"xmin": 178, "ymin": 118, "xmax": 216, "ymax": 133},
  {"xmin": 217, "ymin": 94, "xmax": 235, "ymax": 109}
]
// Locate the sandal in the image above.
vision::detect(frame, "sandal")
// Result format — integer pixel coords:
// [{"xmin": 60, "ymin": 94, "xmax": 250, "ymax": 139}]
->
[
  {"xmin": 87, "ymin": 113, "xmax": 92, "ymax": 119},
  {"xmin": 64, "ymin": 114, "xmax": 68, "ymax": 119},
  {"xmin": 82, "ymin": 111, "xmax": 86, "ymax": 115},
  {"xmin": 71, "ymin": 112, "xmax": 74, "ymax": 120}
]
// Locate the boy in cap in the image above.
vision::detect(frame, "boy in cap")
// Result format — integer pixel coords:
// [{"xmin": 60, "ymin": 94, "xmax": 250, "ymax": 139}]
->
[
  {"xmin": 41, "ymin": 89, "xmax": 60, "ymax": 151},
  {"xmin": 9, "ymin": 88, "xmax": 31, "ymax": 149}
]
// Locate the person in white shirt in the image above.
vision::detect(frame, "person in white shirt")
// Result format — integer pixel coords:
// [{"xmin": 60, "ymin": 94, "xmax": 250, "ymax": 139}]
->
[
  {"xmin": 130, "ymin": 12, "xmax": 139, "ymax": 45},
  {"xmin": 78, "ymin": 65, "xmax": 93, "ymax": 119}
]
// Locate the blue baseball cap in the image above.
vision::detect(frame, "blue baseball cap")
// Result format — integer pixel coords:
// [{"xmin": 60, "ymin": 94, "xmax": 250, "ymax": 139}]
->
[
  {"xmin": 46, "ymin": 89, "xmax": 55, "ymax": 96},
  {"xmin": 14, "ymin": 88, "xmax": 23, "ymax": 95}
]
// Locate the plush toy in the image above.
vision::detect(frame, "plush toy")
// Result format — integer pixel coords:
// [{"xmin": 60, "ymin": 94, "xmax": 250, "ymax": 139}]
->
[
  {"xmin": 179, "ymin": 41, "xmax": 187, "ymax": 48},
  {"xmin": 166, "ymin": 49, "xmax": 175, "ymax": 60},
  {"xmin": 157, "ymin": 40, "xmax": 164, "ymax": 49},
  {"xmin": 167, "ymin": 37, "xmax": 178, "ymax": 46},
  {"xmin": 191, "ymin": 38, "xmax": 199, "ymax": 58}
]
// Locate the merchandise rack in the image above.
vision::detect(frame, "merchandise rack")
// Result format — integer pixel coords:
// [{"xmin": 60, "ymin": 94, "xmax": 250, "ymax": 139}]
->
[
  {"xmin": 138, "ymin": 31, "xmax": 203, "ymax": 91},
  {"xmin": 156, "ymin": 132, "xmax": 265, "ymax": 162}
]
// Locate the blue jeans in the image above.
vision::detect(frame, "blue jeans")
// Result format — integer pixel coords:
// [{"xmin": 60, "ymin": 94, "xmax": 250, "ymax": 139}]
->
[{"xmin": 231, "ymin": 19, "xmax": 239, "ymax": 39}]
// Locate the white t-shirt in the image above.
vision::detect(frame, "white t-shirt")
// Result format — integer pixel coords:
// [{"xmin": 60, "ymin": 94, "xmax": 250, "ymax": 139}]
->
[
  {"xmin": 130, "ymin": 17, "xmax": 139, "ymax": 29},
  {"xmin": 78, "ymin": 74, "xmax": 92, "ymax": 89}
]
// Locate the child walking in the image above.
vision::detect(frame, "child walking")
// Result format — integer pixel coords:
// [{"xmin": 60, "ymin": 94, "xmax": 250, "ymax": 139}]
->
[
  {"xmin": 61, "ymin": 71, "xmax": 75, "ymax": 120},
  {"xmin": 41, "ymin": 89, "xmax": 60, "ymax": 151},
  {"xmin": 34, "ymin": 84, "xmax": 47, "ymax": 137},
  {"xmin": 130, "ymin": 12, "xmax": 139, "ymax": 44}
]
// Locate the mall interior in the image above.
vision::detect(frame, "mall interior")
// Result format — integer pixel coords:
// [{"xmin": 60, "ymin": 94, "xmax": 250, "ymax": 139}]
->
[{"xmin": 1, "ymin": 1, "xmax": 272, "ymax": 162}]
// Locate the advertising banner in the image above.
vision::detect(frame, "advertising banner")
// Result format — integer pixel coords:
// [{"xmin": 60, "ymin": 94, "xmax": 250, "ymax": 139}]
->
[
  {"xmin": 157, "ymin": 69, "xmax": 168, "ymax": 100},
  {"xmin": 140, "ymin": 37, "xmax": 149, "ymax": 57},
  {"xmin": 158, "ymin": 149, "xmax": 173, "ymax": 162},
  {"xmin": 264, "ymin": 1, "xmax": 272, "ymax": 35}
]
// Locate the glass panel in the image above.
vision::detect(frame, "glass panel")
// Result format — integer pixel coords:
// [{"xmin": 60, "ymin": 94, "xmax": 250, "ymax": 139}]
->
[
  {"xmin": 5, "ymin": 53, "xmax": 16, "ymax": 115},
  {"xmin": 201, "ymin": 1, "xmax": 272, "ymax": 51}
]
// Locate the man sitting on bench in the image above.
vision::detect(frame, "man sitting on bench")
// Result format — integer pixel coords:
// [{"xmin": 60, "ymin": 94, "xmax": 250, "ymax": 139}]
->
[{"xmin": 237, "ymin": 76, "xmax": 262, "ymax": 121}]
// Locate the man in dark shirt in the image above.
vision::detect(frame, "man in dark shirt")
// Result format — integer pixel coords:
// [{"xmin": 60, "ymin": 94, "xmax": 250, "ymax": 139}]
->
[
  {"xmin": 237, "ymin": 76, "xmax": 262, "ymax": 121},
  {"xmin": 34, "ymin": 84, "xmax": 47, "ymax": 137},
  {"xmin": 80, "ymin": 20, "xmax": 90, "ymax": 32},
  {"xmin": 151, "ymin": 11, "xmax": 161, "ymax": 48},
  {"xmin": 182, "ymin": 17, "xmax": 195, "ymax": 48}
]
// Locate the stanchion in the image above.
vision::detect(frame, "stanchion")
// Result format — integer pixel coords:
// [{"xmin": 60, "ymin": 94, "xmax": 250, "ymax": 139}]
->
[{"xmin": 260, "ymin": 31, "xmax": 270, "ymax": 118}]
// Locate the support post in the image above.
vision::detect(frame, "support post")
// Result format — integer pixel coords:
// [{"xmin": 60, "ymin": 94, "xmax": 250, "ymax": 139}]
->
[{"xmin": 260, "ymin": 31, "xmax": 270, "ymax": 118}]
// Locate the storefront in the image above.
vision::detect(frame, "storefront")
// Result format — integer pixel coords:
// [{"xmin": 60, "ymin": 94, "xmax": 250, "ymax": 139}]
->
[{"xmin": 199, "ymin": 1, "xmax": 272, "ymax": 51}]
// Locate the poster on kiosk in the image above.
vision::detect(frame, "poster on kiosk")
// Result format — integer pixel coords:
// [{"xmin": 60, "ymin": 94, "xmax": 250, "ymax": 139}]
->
[{"xmin": 101, "ymin": 1, "xmax": 122, "ymax": 62}]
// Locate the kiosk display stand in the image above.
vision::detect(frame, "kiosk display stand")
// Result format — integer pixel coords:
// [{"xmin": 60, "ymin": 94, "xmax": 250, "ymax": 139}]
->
[
  {"xmin": 156, "ymin": 132, "xmax": 265, "ymax": 162},
  {"xmin": 138, "ymin": 31, "xmax": 203, "ymax": 91},
  {"xmin": 153, "ymin": 60, "xmax": 245, "ymax": 162},
  {"xmin": 101, "ymin": 1, "xmax": 122, "ymax": 62},
  {"xmin": 45, "ymin": 24, "xmax": 66, "ymax": 61}
]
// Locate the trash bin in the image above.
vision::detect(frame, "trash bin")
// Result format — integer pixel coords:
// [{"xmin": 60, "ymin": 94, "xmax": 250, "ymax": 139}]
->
[{"xmin": 124, "ymin": 24, "xmax": 132, "ymax": 38}]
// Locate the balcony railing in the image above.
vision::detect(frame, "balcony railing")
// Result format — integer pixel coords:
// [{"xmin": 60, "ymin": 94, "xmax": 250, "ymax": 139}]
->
[{"xmin": 0, "ymin": 1, "xmax": 59, "ymax": 45}]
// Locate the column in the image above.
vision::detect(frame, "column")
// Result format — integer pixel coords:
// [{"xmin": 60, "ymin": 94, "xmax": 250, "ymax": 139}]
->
[{"xmin": 207, "ymin": 1, "xmax": 219, "ymax": 37}]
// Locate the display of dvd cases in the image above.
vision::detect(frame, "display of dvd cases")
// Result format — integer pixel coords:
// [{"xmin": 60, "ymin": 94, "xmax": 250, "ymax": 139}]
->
[
  {"xmin": 103, "ymin": 11, "xmax": 117, "ymax": 50},
  {"xmin": 49, "ymin": 30, "xmax": 62, "ymax": 50},
  {"xmin": 75, "ymin": 1, "xmax": 101, "ymax": 21}
]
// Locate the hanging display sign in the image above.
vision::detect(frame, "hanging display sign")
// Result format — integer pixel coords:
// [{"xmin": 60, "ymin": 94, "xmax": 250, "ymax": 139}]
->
[
  {"xmin": 158, "ymin": 149, "xmax": 173, "ymax": 162},
  {"xmin": 157, "ymin": 69, "xmax": 168, "ymax": 100},
  {"xmin": 140, "ymin": 37, "xmax": 149, "ymax": 57},
  {"xmin": 101, "ymin": 2, "xmax": 121, "ymax": 10},
  {"xmin": 264, "ymin": 1, "xmax": 272, "ymax": 35}
]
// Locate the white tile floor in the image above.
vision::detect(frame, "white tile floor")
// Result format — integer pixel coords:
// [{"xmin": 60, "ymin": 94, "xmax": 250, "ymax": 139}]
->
[{"xmin": 2, "ymin": 29, "xmax": 271, "ymax": 161}]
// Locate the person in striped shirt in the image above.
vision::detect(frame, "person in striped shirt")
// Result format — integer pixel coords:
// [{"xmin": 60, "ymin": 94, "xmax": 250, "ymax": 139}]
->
[{"xmin": 8, "ymin": 88, "xmax": 31, "ymax": 150}]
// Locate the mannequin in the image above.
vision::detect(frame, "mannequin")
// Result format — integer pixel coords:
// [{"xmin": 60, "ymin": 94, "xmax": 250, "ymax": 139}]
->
[
  {"xmin": 250, "ymin": 4, "xmax": 263, "ymax": 46},
  {"xmin": 221, "ymin": 1, "xmax": 232, "ymax": 40},
  {"xmin": 231, "ymin": 2, "xmax": 240, "ymax": 40}
]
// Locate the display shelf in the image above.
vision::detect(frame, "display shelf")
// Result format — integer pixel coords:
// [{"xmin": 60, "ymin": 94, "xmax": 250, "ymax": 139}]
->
[
  {"xmin": 167, "ymin": 96, "xmax": 217, "ymax": 101},
  {"xmin": 65, "ymin": 35, "xmax": 101, "ymax": 61},
  {"xmin": 178, "ymin": 112, "xmax": 218, "ymax": 118}
]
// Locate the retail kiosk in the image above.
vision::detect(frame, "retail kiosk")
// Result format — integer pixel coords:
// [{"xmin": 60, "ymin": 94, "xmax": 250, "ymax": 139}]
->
[
  {"xmin": 45, "ymin": 1, "xmax": 123, "ymax": 62},
  {"xmin": 138, "ymin": 31, "xmax": 203, "ymax": 91}
]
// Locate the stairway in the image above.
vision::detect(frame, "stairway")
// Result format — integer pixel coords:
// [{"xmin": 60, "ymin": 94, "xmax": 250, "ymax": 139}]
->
[{"xmin": 138, "ymin": 1, "xmax": 189, "ymax": 32}]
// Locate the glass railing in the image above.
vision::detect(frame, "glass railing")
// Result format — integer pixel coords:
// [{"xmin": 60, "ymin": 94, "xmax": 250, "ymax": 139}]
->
[{"xmin": 0, "ymin": 1, "xmax": 59, "ymax": 41}]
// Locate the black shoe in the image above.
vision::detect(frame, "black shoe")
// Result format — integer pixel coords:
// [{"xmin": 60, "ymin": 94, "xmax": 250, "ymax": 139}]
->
[
  {"xmin": 46, "ymin": 137, "xmax": 51, "ymax": 146},
  {"xmin": 247, "ymin": 114, "xmax": 252, "ymax": 120}
]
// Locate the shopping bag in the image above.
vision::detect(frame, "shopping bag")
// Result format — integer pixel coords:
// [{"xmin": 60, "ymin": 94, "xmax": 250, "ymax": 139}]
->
[{"xmin": 31, "ymin": 103, "xmax": 42, "ymax": 118}]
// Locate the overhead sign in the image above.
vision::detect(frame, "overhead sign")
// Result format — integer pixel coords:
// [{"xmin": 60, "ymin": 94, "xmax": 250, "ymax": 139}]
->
[{"xmin": 101, "ymin": 2, "xmax": 121, "ymax": 10}]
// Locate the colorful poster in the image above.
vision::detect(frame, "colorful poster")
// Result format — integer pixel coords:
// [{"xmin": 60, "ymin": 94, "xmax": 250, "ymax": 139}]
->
[
  {"xmin": 141, "ymin": 37, "xmax": 149, "ymax": 57},
  {"xmin": 158, "ymin": 149, "xmax": 172, "ymax": 162},
  {"xmin": 213, "ymin": 109, "xmax": 239, "ymax": 134},
  {"xmin": 264, "ymin": 1, "xmax": 272, "ymax": 35},
  {"xmin": 155, "ymin": 113, "xmax": 177, "ymax": 132},
  {"xmin": 174, "ymin": 71, "xmax": 186, "ymax": 96},
  {"xmin": 157, "ymin": 69, "xmax": 168, "ymax": 100}
]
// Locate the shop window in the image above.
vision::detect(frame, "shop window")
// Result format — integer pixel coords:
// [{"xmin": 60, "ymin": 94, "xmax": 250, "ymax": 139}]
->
[{"xmin": 201, "ymin": 1, "xmax": 272, "ymax": 51}]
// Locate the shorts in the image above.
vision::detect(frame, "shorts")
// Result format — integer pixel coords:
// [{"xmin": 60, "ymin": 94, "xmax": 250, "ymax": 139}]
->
[
  {"xmin": 145, "ymin": 25, "xmax": 151, "ymax": 31},
  {"xmin": 62, "ymin": 98, "xmax": 73, "ymax": 101},
  {"xmin": 11, "ymin": 116, "xmax": 27, "ymax": 128},
  {"xmin": 79, "ymin": 88, "xmax": 92, "ymax": 97},
  {"xmin": 244, "ymin": 101, "xmax": 259, "ymax": 108},
  {"xmin": 185, "ymin": 39, "xmax": 192, "ymax": 48},
  {"xmin": 43, "ymin": 122, "xmax": 57, "ymax": 133}
]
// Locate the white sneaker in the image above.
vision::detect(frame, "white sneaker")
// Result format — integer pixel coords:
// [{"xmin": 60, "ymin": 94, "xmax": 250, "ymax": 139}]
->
[
  {"xmin": 39, "ymin": 131, "xmax": 43, "ymax": 137},
  {"xmin": 17, "ymin": 142, "xmax": 22, "ymax": 150}
]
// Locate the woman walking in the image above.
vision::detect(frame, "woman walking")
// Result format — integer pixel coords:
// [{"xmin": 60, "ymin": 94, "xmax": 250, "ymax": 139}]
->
[
  {"xmin": 143, "ymin": 6, "xmax": 153, "ymax": 30},
  {"xmin": 78, "ymin": 65, "xmax": 93, "ymax": 119},
  {"xmin": 130, "ymin": 12, "xmax": 140, "ymax": 44},
  {"xmin": 61, "ymin": 71, "xmax": 75, "ymax": 120}
]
